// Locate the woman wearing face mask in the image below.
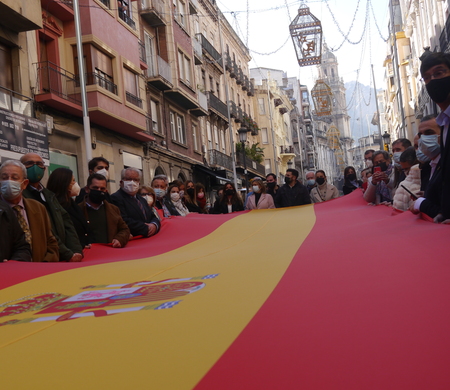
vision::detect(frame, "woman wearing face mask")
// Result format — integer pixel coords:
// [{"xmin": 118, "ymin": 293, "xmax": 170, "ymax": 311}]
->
[
  {"xmin": 245, "ymin": 178, "xmax": 275, "ymax": 210},
  {"xmin": 195, "ymin": 183, "xmax": 209, "ymax": 213},
  {"xmin": 47, "ymin": 168, "xmax": 93, "ymax": 248},
  {"xmin": 310, "ymin": 170, "xmax": 340, "ymax": 203},
  {"xmin": 164, "ymin": 185, "xmax": 189, "ymax": 217},
  {"xmin": 211, "ymin": 183, "xmax": 244, "ymax": 214},
  {"xmin": 138, "ymin": 186, "xmax": 161, "ymax": 221},
  {"xmin": 393, "ymin": 147, "xmax": 421, "ymax": 211},
  {"xmin": 183, "ymin": 180, "xmax": 202, "ymax": 213},
  {"xmin": 342, "ymin": 166, "xmax": 363, "ymax": 195}
]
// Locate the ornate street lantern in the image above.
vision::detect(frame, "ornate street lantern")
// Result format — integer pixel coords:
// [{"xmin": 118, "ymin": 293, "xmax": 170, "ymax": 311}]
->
[
  {"xmin": 326, "ymin": 125, "xmax": 346, "ymax": 175},
  {"xmin": 289, "ymin": 4, "xmax": 323, "ymax": 67},
  {"xmin": 311, "ymin": 80, "xmax": 333, "ymax": 116}
]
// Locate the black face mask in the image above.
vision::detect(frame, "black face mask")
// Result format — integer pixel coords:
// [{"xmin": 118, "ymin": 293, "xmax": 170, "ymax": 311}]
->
[
  {"xmin": 225, "ymin": 189, "xmax": 234, "ymax": 196},
  {"xmin": 347, "ymin": 173, "xmax": 356, "ymax": 181},
  {"xmin": 186, "ymin": 188, "xmax": 195, "ymax": 197},
  {"xmin": 284, "ymin": 177, "xmax": 291, "ymax": 184},
  {"xmin": 378, "ymin": 162, "xmax": 388, "ymax": 172},
  {"xmin": 267, "ymin": 182, "xmax": 276, "ymax": 189},
  {"xmin": 88, "ymin": 189, "xmax": 106, "ymax": 204},
  {"xmin": 316, "ymin": 177, "xmax": 325, "ymax": 185},
  {"xmin": 426, "ymin": 76, "xmax": 450, "ymax": 103}
]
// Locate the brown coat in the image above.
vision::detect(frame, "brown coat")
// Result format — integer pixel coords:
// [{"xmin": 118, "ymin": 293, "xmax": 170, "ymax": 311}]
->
[
  {"xmin": 78, "ymin": 199, "xmax": 130, "ymax": 247},
  {"xmin": 23, "ymin": 198, "xmax": 59, "ymax": 262}
]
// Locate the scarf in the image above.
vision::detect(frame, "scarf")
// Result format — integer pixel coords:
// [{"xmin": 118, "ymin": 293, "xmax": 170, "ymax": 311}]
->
[{"xmin": 172, "ymin": 199, "xmax": 189, "ymax": 217}]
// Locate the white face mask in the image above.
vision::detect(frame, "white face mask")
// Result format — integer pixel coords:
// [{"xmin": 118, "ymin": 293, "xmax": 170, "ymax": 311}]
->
[
  {"xmin": 96, "ymin": 168, "xmax": 109, "ymax": 180},
  {"xmin": 252, "ymin": 185, "xmax": 260, "ymax": 193},
  {"xmin": 365, "ymin": 159, "xmax": 373, "ymax": 168},
  {"xmin": 143, "ymin": 194, "xmax": 153, "ymax": 206},
  {"xmin": 70, "ymin": 182, "xmax": 81, "ymax": 197},
  {"xmin": 122, "ymin": 180, "xmax": 139, "ymax": 195},
  {"xmin": 197, "ymin": 192, "xmax": 205, "ymax": 199},
  {"xmin": 0, "ymin": 180, "xmax": 23, "ymax": 200},
  {"xmin": 170, "ymin": 192, "xmax": 180, "ymax": 202}
]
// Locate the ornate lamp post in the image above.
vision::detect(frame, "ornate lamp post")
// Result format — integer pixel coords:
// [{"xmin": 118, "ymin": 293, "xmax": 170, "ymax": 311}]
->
[
  {"xmin": 382, "ymin": 131, "xmax": 391, "ymax": 152},
  {"xmin": 238, "ymin": 125, "xmax": 250, "ymax": 192},
  {"xmin": 289, "ymin": 4, "xmax": 323, "ymax": 67}
]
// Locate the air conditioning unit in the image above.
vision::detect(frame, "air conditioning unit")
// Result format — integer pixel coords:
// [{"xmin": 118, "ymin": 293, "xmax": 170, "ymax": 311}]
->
[{"xmin": 41, "ymin": 114, "xmax": 54, "ymax": 134}]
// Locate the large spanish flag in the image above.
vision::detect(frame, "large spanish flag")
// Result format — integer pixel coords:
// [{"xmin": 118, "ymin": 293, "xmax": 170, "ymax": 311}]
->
[{"xmin": 1, "ymin": 190, "xmax": 449, "ymax": 389}]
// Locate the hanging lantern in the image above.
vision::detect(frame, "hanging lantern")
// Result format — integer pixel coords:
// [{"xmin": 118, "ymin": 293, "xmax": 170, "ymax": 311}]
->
[
  {"xmin": 289, "ymin": 4, "xmax": 323, "ymax": 67},
  {"xmin": 311, "ymin": 79, "xmax": 332, "ymax": 116}
]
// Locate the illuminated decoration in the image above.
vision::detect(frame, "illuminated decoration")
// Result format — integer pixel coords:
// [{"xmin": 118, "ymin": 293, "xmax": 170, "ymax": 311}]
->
[
  {"xmin": 289, "ymin": 4, "xmax": 323, "ymax": 66},
  {"xmin": 311, "ymin": 80, "xmax": 333, "ymax": 116},
  {"xmin": 326, "ymin": 125, "xmax": 346, "ymax": 174}
]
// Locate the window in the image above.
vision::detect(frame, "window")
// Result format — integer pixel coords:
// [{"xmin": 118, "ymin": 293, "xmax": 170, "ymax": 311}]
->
[
  {"xmin": 216, "ymin": 82, "xmax": 220, "ymax": 99},
  {"xmin": 173, "ymin": 0, "xmax": 186, "ymax": 27},
  {"xmin": 258, "ymin": 98, "xmax": 265, "ymax": 115},
  {"xmin": 265, "ymin": 159, "xmax": 271, "ymax": 174},
  {"xmin": 206, "ymin": 121, "xmax": 212, "ymax": 150},
  {"xmin": 0, "ymin": 43, "xmax": 13, "ymax": 90},
  {"xmin": 170, "ymin": 110, "xmax": 186, "ymax": 144},
  {"xmin": 220, "ymin": 130, "xmax": 226, "ymax": 154},
  {"xmin": 144, "ymin": 32, "xmax": 156, "ymax": 77},
  {"xmin": 201, "ymin": 70, "xmax": 206, "ymax": 90},
  {"xmin": 178, "ymin": 50, "xmax": 191, "ymax": 86},
  {"xmin": 193, "ymin": 123, "xmax": 199, "ymax": 151},
  {"xmin": 124, "ymin": 67, "xmax": 141, "ymax": 108},
  {"xmin": 150, "ymin": 100, "xmax": 159, "ymax": 133},
  {"xmin": 261, "ymin": 128, "xmax": 269, "ymax": 144},
  {"xmin": 214, "ymin": 125, "xmax": 219, "ymax": 151},
  {"xmin": 73, "ymin": 44, "xmax": 117, "ymax": 94},
  {"xmin": 209, "ymin": 76, "xmax": 214, "ymax": 93}
]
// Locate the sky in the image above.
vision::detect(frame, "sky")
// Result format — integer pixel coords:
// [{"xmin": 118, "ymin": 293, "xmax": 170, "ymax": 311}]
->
[{"xmin": 218, "ymin": 0, "xmax": 391, "ymax": 101}]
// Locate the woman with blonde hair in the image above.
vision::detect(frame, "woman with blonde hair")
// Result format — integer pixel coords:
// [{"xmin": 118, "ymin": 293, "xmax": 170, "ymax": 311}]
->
[{"xmin": 246, "ymin": 178, "xmax": 275, "ymax": 210}]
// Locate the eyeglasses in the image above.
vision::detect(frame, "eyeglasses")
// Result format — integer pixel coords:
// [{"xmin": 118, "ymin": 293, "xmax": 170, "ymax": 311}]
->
[
  {"xmin": 22, "ymin": 161, "xmax": 45, "ymax": 168},
  {"xmin": 422, "ymin": 67, "xmax": 450, "ymax": 83}
]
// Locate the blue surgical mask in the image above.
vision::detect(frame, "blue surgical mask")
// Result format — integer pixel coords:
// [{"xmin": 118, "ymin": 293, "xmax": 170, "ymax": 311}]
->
[
  {"xmin": 416, "ymin": 149, "xmax": 430, "ymax": 164},
  {"xmin": 418, "ymin": 134, "xmax": 440, "ymax": 159},
  {"xmin": 307, "ymin": 179, "xmax": 315, "ymax": 186},
  {"xmin": 393, "ymin": 152, "xmax": 402, "ymax": 169},
  {"xmin": 154, "ymin": 188, "xmax": 166, "ymax": 199},
  {"xmin": 1, "ymin": 180, "xmax": 23, "ymax": 200}
]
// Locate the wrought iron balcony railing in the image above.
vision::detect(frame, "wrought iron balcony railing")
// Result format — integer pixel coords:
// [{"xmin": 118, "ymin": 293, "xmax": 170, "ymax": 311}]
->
[
  {"xmin": 208, "ymin": 149, "xmax": 233, "ymax": 171},
  {"xmin": 118, "ymin": 9, "xmax": 136, "ymax": 29},
  {"xmin": 207, "ymin": 92, "xmax": 228, "ymax": 118}
]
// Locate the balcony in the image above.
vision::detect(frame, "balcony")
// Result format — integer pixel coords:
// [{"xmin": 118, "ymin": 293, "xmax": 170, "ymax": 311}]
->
[
  {"xmin": 207, "ymin": 92, "xmax": 228, "ymax": 121},
  {"xmin": 40, "ymin": 0, "xmax": 73, "ymax": 21},
  {"xmin": 140, "ymin": 0, "xmax": 166, "ymax": 26},
  {"xmin": 2, "ymin": 0, "xmax": 42, "ymax": 32},
  {"xmin": 236, "ymin": 151, "xmax": 265, "ymax": 176},
  {"xmin": 190, "ymin": 90, "xmax": 208, "ymax": 117},
  {"xmin": 236, "ymin": 67, "xmax": 244, "ymax": 85},
  {"xmin": 147, "ymin": 55, "xmax": 173, "ymax": 91},
  {"xmin": 118, "ymin": 9, "xmax": 136, "ymax": 30},
  {"xmin": 242, "ymin": 114, "xmax": 259, "ymax": 136},
  {"xmin": 126, "ymin": 92, "xmax": 143, "ymax": 108},
  {"xmin": 229, "ymin": 101, "xmax": 243, "ymax": 123},
  {"xmin": 34, "ymin": 61, "xmax": 82, "ymax": 116},
  {"xmin": 196, "ymin": 33, "xmax": 223, "ymax": 73},
  {"xmin": 83, "ymin": 72, "xmax": 118, "ymax": 95},
  {"xmin": 242, "ymin": 75, "xmax": 249, "ymax": 91},
  {"xmin": 0, "ymin": 85, "xmax": 34, "ymax": 117},
  {"xmin": 209, "ymin": 149, "xmax": 233, "ymax": 171},
  {"xmin": 247, "ymin": 79, "xmax": 255, "ymax": 96},
  {"xmin": 192, "ymin": 36, "xmax": 203, "ymax": 65}
]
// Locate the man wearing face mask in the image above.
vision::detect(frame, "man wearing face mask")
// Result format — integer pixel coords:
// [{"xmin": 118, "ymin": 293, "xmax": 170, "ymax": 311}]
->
[
  {"xmin": 78, "ymin": 174, "xmax": 130, "ymax": 247},
  {"xmin": 411, "ymin": 116, "xmax": 443, "ymax": 218},
  {"xmin": 420, "ymin": 51, "xmax": 450, "ymax": 222},
  {"xmin": 75, "ymin": 157, "xmax": 111, "ymax": 203},
  {"xmin": 111, "ymin": 168, "xmax": 160, "ymax": 237},
  {"xmin": 305, "ymin": 171, "xmax": 316, "ymax": 193},
  {"xmin": 364, "ymin": 150, "xmax": 375, "ymax": 168},
  {"xmin": 274, "ymin": 169, "xmax": 311, "ymax": 208},
  {"xmin": 265, "ymin": 173, "xmax": 279, "ymax": 199},
  {"xmin": 363, "ymin": 150, "xmax": 395, "ymax": 205},
  {"xmin": 392, "ymin": 139, "xmax": 412, "ymax": 187},
  {"xmin": 20, "ymin": 153, "xmax": 83, "ymax": 262},
  {"xmin": 0, "ymin": 160, "xmax": 59, "ymax": 262}
]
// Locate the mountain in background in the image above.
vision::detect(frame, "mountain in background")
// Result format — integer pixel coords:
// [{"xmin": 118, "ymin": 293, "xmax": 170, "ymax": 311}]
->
[{"xmin": 344, "ymin": 81, "xmax": 381, "ymax": 145}]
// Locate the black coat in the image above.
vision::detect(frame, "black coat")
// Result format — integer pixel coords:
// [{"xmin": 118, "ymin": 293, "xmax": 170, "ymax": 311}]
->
[
  {"xmin": 63, "ymin": 198, "xmax": 93, "ymax": 247},
  {"xmin": 274, "ymin": 181, "xmax": 311, "ymax": 208},
  {"xmin": 419, "ymin": 164, "xmax": 442, "ymax": 219},
  {"xmin": 210, "ymin": 199, "xmax": 244, "ymax": 214},
  {"xmin": 440, "ymin": 125, "xmax": 450, "ymax": 219},
  {"xmin": 343, "ymin": 180, "xmax": 363, "ymax": 195},
  {"xmin": 111, "ymin": 188, "xmax": 161, "ymax": 237},
  {"xmin": 0, "ymin": 200, "xmax": 31, "ymax": 261}
]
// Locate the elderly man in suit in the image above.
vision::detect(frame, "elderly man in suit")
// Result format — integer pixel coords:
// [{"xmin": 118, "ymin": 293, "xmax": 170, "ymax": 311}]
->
[
  {"xmin": 0, "ymin": 160, "xmax": 59, "ymax": 262},
  {"xmin": 111, "ymin": 168, "xmax": 160, "ymax": 237}
]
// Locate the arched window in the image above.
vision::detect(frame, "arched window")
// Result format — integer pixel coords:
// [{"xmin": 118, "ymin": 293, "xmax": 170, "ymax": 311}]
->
[{"xmin": 154, "ymin": 166, "xmax": 165, "ymax": 176}]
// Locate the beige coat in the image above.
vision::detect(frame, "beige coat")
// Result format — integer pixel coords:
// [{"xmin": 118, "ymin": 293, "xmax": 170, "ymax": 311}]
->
[{"xmin": 246, "ymin": 193, "xmax": 275, "ymax": 210}]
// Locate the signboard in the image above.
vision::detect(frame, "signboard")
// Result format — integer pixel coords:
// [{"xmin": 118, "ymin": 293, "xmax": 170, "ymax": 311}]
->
[{"xmin": 0, "ymin": 108, "xmax": 49, "ymax": 160}]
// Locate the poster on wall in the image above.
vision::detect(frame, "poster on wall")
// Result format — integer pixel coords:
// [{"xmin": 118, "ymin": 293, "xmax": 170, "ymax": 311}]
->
[{"xmin": 0, "ymin": 108, "xmax": 49, "ymax": 162}]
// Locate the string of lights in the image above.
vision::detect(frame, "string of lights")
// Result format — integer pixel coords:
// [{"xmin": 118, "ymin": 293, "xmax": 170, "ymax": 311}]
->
[{"xmin": 370, "ymin": 0, "xmax": 389, "ymax": 42}]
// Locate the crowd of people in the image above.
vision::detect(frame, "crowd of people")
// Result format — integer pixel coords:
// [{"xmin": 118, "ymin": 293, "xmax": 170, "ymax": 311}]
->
[{"xmin": 2, "ymin": 50, "xmax": 450, "ymax": 262}]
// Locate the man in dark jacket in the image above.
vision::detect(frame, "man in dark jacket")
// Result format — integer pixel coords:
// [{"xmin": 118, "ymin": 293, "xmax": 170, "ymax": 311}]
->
[
  {"xmin": 0, "ymin": 199, "xmax": 31, "ymax": 262},
  {"xmin": 20, "ymin": 153, "xmax": 83, "ymax": 262},
  {"xmin": 274, "ymin": 169, "xmax": 311, "ymax": 208},
  {"xmin": 111, "ymin": 168, "xmax": 160, "ymax": 237}
]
